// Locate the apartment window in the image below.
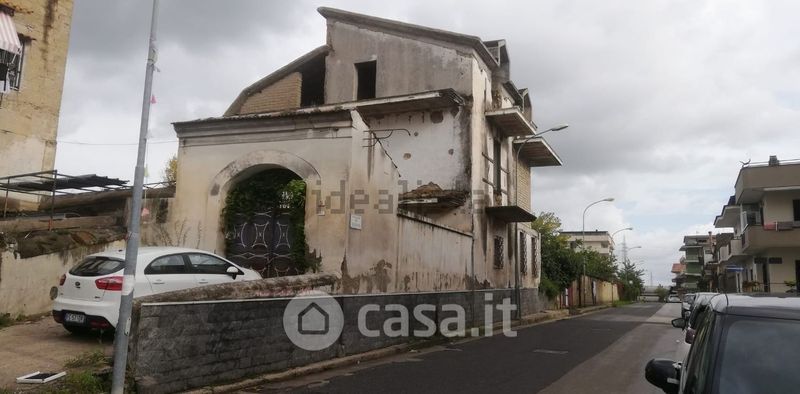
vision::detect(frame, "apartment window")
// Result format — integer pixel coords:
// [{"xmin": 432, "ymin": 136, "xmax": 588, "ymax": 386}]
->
[
  {"xmin": 793, "ymin": 199, "xmax": 800, "ymax": 221},
  {"xmin": 519, "ymin": 234, "xmax": 527, "ymax": 275},
  {"xmin": 493, "ymin": 138, "xmax": 502, "ymax": 192},
  {"xmin": 0, "ymin": 37, "xmax": 26, "ymax": 91},
  {"xmin": 355, "ymin": 60, "xmax": 376, "ymax": 100},
  {"xmin": 493, "ymin": 236, "xmax": 504, "ymax": 269}
]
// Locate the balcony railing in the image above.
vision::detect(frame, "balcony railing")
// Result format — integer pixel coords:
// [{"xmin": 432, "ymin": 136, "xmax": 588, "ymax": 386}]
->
[{"xmin": 742, "ymin": 225, "xmax": 800, "ymax": 253}]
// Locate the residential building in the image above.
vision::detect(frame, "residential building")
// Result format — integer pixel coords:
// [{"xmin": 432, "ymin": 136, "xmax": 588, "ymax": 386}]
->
[
  {"xmin": 714, "ymin": 156, "xmax": 800, "ymax": 293},
  {"xmin": 169, "ymin": 8, "xmax": 561, "ymax": 296},
  {"xmin": 671, "ymin": 262, "xmax": 685, "ymax": 289},
  {"xmin": 562, "ymin": 231, "xmax": 615, "ymax": 257},
  {"xmin": 679, "ymin": 233, "xmax": 715, "ymax": 290},
  {"xmin": 0, "ymin": 1, "xmax": 73, "ymax": 210}
]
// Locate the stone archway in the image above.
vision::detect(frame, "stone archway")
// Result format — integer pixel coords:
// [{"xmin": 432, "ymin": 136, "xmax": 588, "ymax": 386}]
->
[{"xmin": 203, "ymin": 149, "xmax": 322, "ymax": 275}]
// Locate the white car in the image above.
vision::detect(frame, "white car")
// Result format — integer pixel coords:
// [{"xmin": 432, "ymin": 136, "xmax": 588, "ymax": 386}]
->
[
  {"xmin": 53, "ymin": 247, "xmax": 261, "ymax": 333},
  {"xmin": 667, "ymin": 294, "xmax": 681, "ymax": 303}
]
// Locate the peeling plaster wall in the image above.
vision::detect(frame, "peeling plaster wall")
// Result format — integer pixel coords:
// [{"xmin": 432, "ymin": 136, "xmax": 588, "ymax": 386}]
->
[
  {"xmin": 171, "ymin": 119, "xmax": 353, "ymax": 275},
  {"xmin": 340, "ymin": 111, "xmax": 401, "ymax": 294},
  {"xmin": 0, "ymin": 239, "xmax": 125, "ymax": 316},
  {"xmin": 324, "ymin": 21, "xmax": 475, "ymax": 102}
]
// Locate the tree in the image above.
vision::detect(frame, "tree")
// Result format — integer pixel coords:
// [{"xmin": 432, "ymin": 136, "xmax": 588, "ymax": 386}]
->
[
  {"xmin": 617, "ymin": 259, "xmax": 644, "ymax": 301},
  {"xmin": 655, "ymin": 285, "xmax": 669, "ymax": 302},
  {"xmin": 532, "ymin": 212, "xmax": 580, "ymax": 292},
  {"xmin": 163, "ymin": 154, "xmax": 178, "ymax": 183}
]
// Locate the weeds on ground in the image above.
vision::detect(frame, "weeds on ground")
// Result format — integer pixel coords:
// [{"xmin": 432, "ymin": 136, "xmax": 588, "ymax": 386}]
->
[
  {"xmin": 64, "ymin": 349, "xmax": 106, "ymax": 369},
  {"xmin": 612, "ymin": 300, "xmax": 634, "ymax": 307},
  {"xmin": 0, "ymin": 313, "xmax": 13, "ymax": 329},
  {"xmin": 38, "ymin": 371, "xmax": 107, "ymax": 394}
]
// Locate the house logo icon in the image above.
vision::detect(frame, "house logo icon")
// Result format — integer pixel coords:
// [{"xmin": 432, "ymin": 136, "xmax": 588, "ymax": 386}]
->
[
  {"xmin": 298, "ymin": 303, "xmax": 330, "ymax": 335},
  {"xmin": 283, "ymin": 290, "xmax": 344, "ymax": 351}
]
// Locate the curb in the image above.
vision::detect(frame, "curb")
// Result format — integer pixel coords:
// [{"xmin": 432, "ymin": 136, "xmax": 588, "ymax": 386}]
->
[{"xmin": 188, "ymin": 305, "xmax": 611, "ymax": 393}]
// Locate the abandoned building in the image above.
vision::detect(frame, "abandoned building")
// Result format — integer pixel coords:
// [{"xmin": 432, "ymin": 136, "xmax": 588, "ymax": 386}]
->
[
  {"xmin": 170, "ymin": 7, "xmax": 563, "ymax": 296},
  {"xmin": 0, "ymin": 0, "xmax": 74, "ymax": 211}
]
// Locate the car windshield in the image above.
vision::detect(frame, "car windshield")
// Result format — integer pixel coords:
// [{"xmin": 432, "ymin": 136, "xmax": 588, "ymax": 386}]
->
[
  {"xmin": 69, "ymin": 256, "xmax": 125, "ymax": 276},
  {"xmin": 716, "ymin": 317, "xmax": 800, "ymax": 393},
  {"xmin": 685, "ymin": 294, "xmax": 696, "ymax": 303}
]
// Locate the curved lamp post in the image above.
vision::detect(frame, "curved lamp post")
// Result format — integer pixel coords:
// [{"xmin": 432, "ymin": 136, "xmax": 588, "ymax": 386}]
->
[
  {"xmin": 580, "ymin": 197, "xmax": 614, "ymax": 306},
  {"xmin": 511, "ymin": 123, "xmax": 568, "ymax": 318}
]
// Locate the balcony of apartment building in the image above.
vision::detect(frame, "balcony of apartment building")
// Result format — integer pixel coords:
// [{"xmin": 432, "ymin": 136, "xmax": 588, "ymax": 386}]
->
[
  {"xmin": 719, "ymin": 237, "xmax": 748, "ymax": 265},
  {"xmin": 484, "ymin": 108, "xmax": 562, "ymax": 224},
  {"xmin": 734, "ymin": 157, "xmax": 800, "ymax": 203},
  {"xmin": 742, "ymin": 225, "xmax": 800, "ymax": 253}
]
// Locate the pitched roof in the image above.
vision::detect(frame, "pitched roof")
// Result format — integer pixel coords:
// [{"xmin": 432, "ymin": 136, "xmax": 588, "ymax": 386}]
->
[{"xmin": 317, "ymin": 7, "xmax": 501, "ymax": 71}]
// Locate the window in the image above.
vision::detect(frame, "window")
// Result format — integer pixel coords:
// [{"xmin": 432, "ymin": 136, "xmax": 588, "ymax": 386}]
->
[
  {"xmin": 355, "ymin": 60, "xmax": 376, "ymax": 100},
  {"xmin": 145, "ymin": 255, "xmax": 189, "ymax": 274},
  {"xmin": 519, "ymin": 234, "xmax": 527, "ymax": 275},
  {"xmin": 69, "ymin": 257, "xmax": 125, "ymax": 277},
  {"xmin": 717, "ymin": 318, "xmax": 800, "ymax": 393},
  {"xmin": 682, "ymin": 309, "xmax": 716, "ymax": 393},
  {"xmin": 0, "ymin": 37, "xmax": 26, "ymax": 91},
  {"xmin": 187, "ymin": 253, "xmax": 231, "ymax": 275},
  {"xmin": 794, "ymin": 199, "xmax": 800, "ymax": 221},
  {"xmin": 493, "ymin": 138, "xmax": 502, "ymax": 193},
  {"xmin": 494, "ymin": 236, "xmax": 504, "ymax": 269}
]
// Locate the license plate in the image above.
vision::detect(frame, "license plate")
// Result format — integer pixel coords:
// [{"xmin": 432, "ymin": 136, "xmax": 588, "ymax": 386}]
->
[{"xmin": 64, "ymin": 313, "xmax": 86, "ymax": 324}]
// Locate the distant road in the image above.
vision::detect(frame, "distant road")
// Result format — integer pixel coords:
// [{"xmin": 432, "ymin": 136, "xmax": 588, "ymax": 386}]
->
[{"xmin": 245, "ymin": 302, "xmax": 682, "ymax": 394}]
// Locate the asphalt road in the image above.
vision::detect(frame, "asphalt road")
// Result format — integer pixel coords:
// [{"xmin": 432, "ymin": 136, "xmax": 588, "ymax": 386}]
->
[{"xmin": 244, "ymin": 302, "xmax": 683, "ymax": 394}]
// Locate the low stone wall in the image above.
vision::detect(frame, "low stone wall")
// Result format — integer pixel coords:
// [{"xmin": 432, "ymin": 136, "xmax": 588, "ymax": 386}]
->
[
  {"xmin": 0, "ymin": 239, "xmax": 126, "ymax": 316},
  {"xmin": 130, "ymin": 287, "xmax": 546, "ymax": 393}
]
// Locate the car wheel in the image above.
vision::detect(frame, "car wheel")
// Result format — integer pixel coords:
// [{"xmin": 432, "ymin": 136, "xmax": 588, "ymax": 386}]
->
[{"xmin": 63, "ymin": 325, "xmax": 91, "ymax": 335}]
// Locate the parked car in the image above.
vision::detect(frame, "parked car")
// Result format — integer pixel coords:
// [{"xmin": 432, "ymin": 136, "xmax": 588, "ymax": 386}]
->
[
  {"xmin": 645, "ymin": 294, "xmax": 800, "ymax": 393},
  {"xmin": 681, "ymin": 293, "xmax": 696, "ymax": 318},
  {"xmin": 52, "ymin": 247, "xmax": 262, "ymax": 333},
  {"xmin": 675, "ymin": 293, "xmax": 718, "ymax": 362},
  {"xmin": 667, "ymin": 294, "xmax": 681, "ymax": 303}
]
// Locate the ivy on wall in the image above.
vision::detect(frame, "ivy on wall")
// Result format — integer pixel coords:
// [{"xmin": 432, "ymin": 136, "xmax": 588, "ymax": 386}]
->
[{"xmin": 223, "ymin": 169, "xmax": 317, "ymax": 273}]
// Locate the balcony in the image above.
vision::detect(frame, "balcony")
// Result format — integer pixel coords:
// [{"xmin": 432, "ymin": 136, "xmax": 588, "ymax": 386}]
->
[
  {"xmin": 513, "ymin": 138, "xmax": 562, "ymax": 167},
  {"xmin": 485, "ymin": 108, "xmax": 536, "ymax": 138},
  {"xmin": 742, "ymin": 225, "xmax": 800, "ymax": 253},
  {"xmin": 719, "ymin": 238, "xmax": 748, "ymax": 264},
  {"xmin": 735, "ymin": 160, "xmax": 800, "ymax": 204}
]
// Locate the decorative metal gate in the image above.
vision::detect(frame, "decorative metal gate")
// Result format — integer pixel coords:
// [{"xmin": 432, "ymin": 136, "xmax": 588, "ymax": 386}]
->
[{"xmin": 225, "ymin": 210, "xmax": 300, "ymax": 278}]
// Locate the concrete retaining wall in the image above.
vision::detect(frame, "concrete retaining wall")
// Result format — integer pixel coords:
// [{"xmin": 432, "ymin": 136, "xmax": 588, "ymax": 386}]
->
[
  {"xmin": 0, "ymin": 240, "xmax": 126, "ymax": 316},
  {"xmin": 130, "ymin": 287, "xmax": 548, "ymax": 393}
]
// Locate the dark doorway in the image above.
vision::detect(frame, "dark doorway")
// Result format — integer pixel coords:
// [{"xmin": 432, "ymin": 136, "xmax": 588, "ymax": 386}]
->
[
  {"xmin": 795, "ymin": 261, "xmax": 800, "ymax": 293},
  {"xmin": 355, "ymin": 60, "xmax": 377, "ymax": 100},
  {"xmin": 761, "ymin": 262, "xmax": 770, "ymax": 292},
  {"xmin": 223, "ymin": 168, "xmax": 308, "ymax": 278}
]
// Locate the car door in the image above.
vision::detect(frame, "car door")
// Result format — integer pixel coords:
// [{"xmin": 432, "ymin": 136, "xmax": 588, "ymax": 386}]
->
[
  {"xmin": 187, "ymin": 253, "xmax": 241, "ymax": 287},
  {"xmin": 144, "ymin": 254, "xmax": 196, "ymax": 294}
]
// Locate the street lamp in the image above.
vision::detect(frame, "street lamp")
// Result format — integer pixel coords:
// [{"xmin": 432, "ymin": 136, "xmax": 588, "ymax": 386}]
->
[
  {"xmin": 611, "ymin": 227, "xmax": 633, "ymax": 238},
  {"xmin": 511, "ymin": 123, "xmax": 568, "ymax": 318},
  {"xmin": 580, "ymin": 197, "xmax": 614, "ymax": 306}
]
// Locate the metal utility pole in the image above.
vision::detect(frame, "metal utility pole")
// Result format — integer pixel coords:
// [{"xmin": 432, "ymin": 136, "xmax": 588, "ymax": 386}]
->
[{"xmin": 111, "ymin": 1, "xmax": 159, "ymax": 392}]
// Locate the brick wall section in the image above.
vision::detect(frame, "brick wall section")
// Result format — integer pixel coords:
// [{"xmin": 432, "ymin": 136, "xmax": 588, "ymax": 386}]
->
[
  {"xmin": 129, "ymin": 288, "xmax": 548, "ymax": 393},
  {"xmin": 515, "ymin": 163, "xmax": 531, "ymax": 212},
  {"xmin": 237, "ymin": 72, "xmax": 302, "ymax": 115}
]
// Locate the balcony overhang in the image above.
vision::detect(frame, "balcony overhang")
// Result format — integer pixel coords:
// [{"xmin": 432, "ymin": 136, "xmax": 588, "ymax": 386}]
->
[
  {"xmin": 734, "ymin": 162, "xmax": 800, "ymax": 204},
  {"xmin": 513, "ymin": 138, "xmax": 563, "ymax": 167},
  {"xmin": 742, "ymin": 225, "xmax": 800, "ymax": 253},
  {"xmin": 485, "ymin": 108, "xmax": 536, "ymax": 138},
  {"xmin": 714, "ymin": 205, "xmax": 741, "ymax": 228},
  {"xmin": 485, "ymin": 205, "xmax": 536, "ymax": 223}
]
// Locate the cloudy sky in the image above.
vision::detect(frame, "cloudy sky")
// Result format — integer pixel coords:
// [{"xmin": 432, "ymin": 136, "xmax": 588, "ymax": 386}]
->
[{"xmin": 55, "ymin": 0, "xmax": 800, "ymax": 285}]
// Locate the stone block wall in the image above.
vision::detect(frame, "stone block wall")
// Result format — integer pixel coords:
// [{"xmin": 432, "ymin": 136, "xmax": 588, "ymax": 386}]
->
[{"xmin": 130, "ymin": 288, "xmax": 546, "ymax": 393}]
